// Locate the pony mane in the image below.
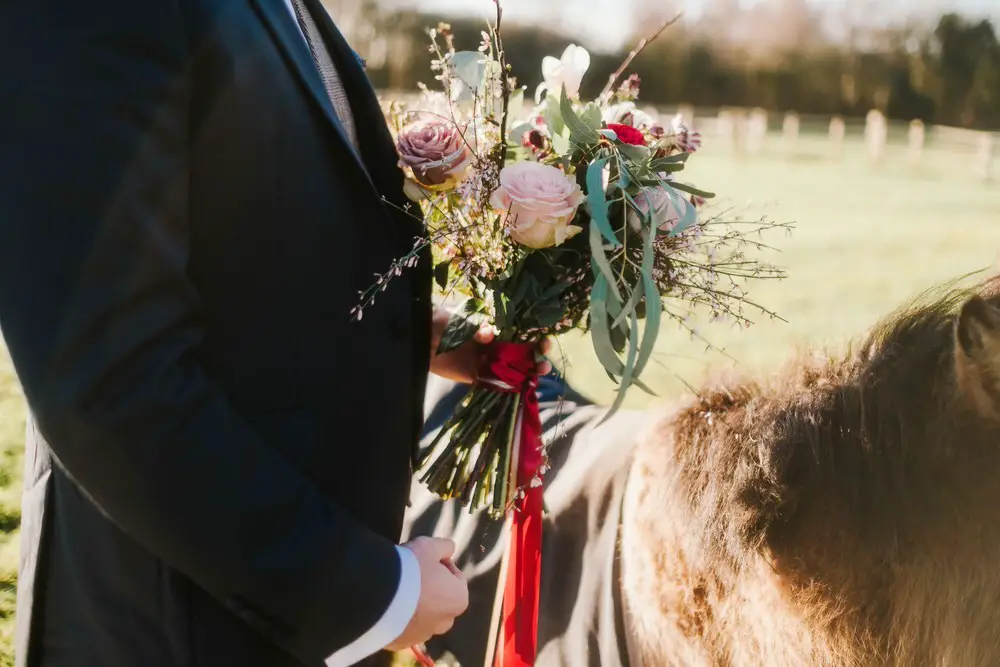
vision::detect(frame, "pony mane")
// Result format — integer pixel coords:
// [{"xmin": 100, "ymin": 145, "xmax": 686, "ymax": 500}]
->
[{"xmin": 664, "ymin": 275, "xmax": 1000, "ymax": 574}]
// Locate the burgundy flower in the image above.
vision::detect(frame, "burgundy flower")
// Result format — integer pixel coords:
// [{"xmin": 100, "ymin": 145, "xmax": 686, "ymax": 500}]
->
[{"xmin": 607, "ymin": 123, "xmax": 647, "ymax": 146}]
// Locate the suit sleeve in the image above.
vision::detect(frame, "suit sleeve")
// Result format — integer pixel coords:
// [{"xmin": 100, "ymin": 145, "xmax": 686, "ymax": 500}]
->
[
  {"xmin": 325, "ymin": 546, "xmax": 421, "ymax": 667},
  {"xmin": 0, "ymin": 1, "xmax": 403, "ymax": 660}
]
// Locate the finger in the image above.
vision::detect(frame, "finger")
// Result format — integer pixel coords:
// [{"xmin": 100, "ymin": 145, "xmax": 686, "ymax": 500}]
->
[
  {"xmin": 434, "ymin": 619, "xmax": 455, "ymax": 635},
  {"xmin": 442, "ymin": 557, "xmax": 463, "ymax": 578},
  {"xmin": 423, "ymin": 537, "xmax": 457, "ymax": 561},
  {"xmin": 536, "ymin": 360, "xmax": 552, "ymax": 376},
  {"xmin": 403, "ymin": 535, "xmax": 446, "ymax": 559},
  {"xmin": 403, "ymin": 535, "xmax": 434, "ymax": 550}
]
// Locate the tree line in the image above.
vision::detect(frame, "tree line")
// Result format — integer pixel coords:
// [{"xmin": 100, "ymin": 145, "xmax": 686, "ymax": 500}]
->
[{"xmin": 351, "ymin": 6, "xmax": 1000, "ymax": 130}]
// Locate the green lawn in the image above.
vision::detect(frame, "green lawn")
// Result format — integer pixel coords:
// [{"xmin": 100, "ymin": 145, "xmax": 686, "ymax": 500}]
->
[{"xmin": 0, "ymin": 130, "xmax": 997, "ymax": 666}]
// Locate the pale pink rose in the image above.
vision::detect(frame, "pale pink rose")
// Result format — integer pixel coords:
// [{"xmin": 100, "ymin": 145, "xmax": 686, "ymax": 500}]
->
[
  {"xmin": 490, "ymin": 162, "xmax": 586, "ymax": 249},
  {"xmin": 396, "ymin": 117, "xmax": 472, "ymax": 188},
  {"xmin": 629, "ymin": 186, "xmax": 695, "ymax": 233}
]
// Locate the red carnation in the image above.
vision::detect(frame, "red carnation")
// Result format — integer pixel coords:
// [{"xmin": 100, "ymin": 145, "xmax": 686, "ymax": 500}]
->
[{"xmin": 607, "ymin": 123, "xmax": 646, "ymax": 146}]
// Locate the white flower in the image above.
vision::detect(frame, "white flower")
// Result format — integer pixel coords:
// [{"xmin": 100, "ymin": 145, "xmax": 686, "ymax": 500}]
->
[
  {"xmin": 602, "ymin": 102, "xmax": 655, "ymax": 129},
  {"xmin": 536, "ymin": 44, "xmax": 591, "ymax": 102}
]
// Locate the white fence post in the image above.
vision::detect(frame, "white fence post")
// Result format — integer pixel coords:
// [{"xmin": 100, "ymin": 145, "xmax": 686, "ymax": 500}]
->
[
  {"xmin": 865, "ymin": 109, "xmax": 887, "ymax": 165},
  {"xmin": 977, "ymin": 132, "xmax": 995, "ymax": 183},
  {"xmin": 716, "ymin": 109, "xmax": 734, "ymax": 152},
  {"xmin": 676, "ymin": 105, "xmax": 695, "ymax": 125},
  {"xmin": 747, "ymin": 108, "xmax": 768, "ymax": 154},
  {"xmin": 783, "ymin": 112, "xmax": 800, "ymax": 157},
  {"xmin": 908, "ymin": 119, "xmax": 925, "ymax": 166},
  {"xmin": 828, "ymin": 116, "xmax": 845, "ymax": 159}
]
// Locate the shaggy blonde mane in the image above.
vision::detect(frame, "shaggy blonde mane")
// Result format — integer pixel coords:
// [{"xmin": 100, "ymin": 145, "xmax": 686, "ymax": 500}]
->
[{"xmin": 622, "ymin": 276, "xmax": 1000, "ymax": 666}]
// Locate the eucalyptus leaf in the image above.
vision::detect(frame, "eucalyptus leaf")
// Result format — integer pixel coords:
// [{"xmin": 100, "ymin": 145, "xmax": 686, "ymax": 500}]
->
[
  {"xmin": 560, "ymin": 88, "xmax": 600, "ymax": 145},
  {"xmin": 632, "ymin": 226, "xmax": 662, "ymax": 380},
  {"xmin": 580, "ymin": 103, "xmax": 604, "ymax": 131},
  {"xmin": 449, "ymin": 51, "xmax": 487, "ymax": 93},
  {"xmin": 667, "ymin": 181, "xmax": 716, "ymax": 199},
  {"xmin": 585, "ymin": 159, "xmax": 620, "ymax": 248},
  {"xmin": 650, "ymin": 152, "xmax": 691, "ymax": 167},
  {"xmin": 609, "ymin": 317, "xmax": 628, "ymax": 354},
  {"xmin": 664, "ymin": 185, "xmax": 700, "ymax": 237},
  {"xmin": 437, "ymin": 300, "xmax": 484, "ymax": 354},
  {"xmin": 507, "ymin": 271, "xmax": 535, "ymax": 318},
  {"xmin": 620, "ymin": 189, "xmax": 649, "ymax": 227},
  {"xmin": 495, "ymin": 292, "xmax": 508, "ymax": 331},
  {"xmin": 605, "ymin": 307, "xmax": 641, "ymax": 418},
  {"xmin": 589, "ymin": 221, "xmax": 623, "ymax": 303},
  {"xmin": 618, "ymin": 143, "xmax": 652, "ymax": 163},
  {"xmin": 542, "ymin": 96, "xmax": 566, "ymax": 137},
  {"xmin": 539, "ymin": 279, "xmax": 571, "ymax": 301},
  {"xmin": 589, "ymin": 276, "xmax": 626, "ymax": 378},
  {"xmin": 612, "ymin": 278, "xmax": 643, "ymax": 329},
  {"xmin": 647, "ymin": 162, "xmax": 687, "ymax": 174},
  {"xmin": 533, "ymin": 301, "xmax": 565, "ymax": 328}
]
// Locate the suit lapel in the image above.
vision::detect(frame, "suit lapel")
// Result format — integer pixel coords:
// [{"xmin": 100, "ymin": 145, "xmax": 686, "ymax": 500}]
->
[
  {"xmin": 301, "ymin": 0, "xmax": 422, "ymax": 236},
  {"xmin": 248, "ymin": 0, "xmax": 377, "ymax": 195}
]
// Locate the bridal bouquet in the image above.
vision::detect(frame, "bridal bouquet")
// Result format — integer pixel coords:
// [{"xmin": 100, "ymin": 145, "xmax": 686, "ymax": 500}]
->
[{"xmin": 358, "ymin": 7, "xmax": 787, "ymax": 665}]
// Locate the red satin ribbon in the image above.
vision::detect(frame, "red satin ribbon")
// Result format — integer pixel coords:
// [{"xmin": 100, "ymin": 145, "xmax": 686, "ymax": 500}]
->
[{"xmin": 479, "ymin": 342, "xmax": 544, "ymax": 667}]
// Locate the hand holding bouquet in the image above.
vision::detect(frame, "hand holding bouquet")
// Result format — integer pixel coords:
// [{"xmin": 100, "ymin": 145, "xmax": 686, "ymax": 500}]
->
[{"xmin": 358, "ymin": 7, "xmax": 789, "ymax": 665}]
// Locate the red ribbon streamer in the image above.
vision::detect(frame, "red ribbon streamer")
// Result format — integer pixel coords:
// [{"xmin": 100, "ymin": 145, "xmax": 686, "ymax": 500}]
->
[{"xmin": 479, "ymin": 342, "xmax": 544, "ymax": 667}]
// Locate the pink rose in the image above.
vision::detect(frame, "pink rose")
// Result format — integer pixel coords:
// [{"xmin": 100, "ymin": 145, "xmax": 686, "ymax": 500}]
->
[
  {"xmin": 629, "ymin": 186, "xmax": 695, "ymax": 233},
  {"xmin": 397, "ymin": 117, "xmax": 472, "ymax": 188},
  {"xmin": 490, "ymin": 162, "xmax": 586, "ymax": 249}
]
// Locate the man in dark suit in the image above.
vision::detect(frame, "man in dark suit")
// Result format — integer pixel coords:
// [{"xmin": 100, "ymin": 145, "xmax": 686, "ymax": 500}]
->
[{"xmin": 0, "ymin": 1, "xmax": 549, "ymax": 665}]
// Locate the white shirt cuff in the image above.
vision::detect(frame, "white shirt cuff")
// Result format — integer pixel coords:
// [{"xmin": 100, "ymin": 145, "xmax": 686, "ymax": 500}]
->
[{"xmin": 324, "ymin": 545, "xmax": 421, "ymax": 667}]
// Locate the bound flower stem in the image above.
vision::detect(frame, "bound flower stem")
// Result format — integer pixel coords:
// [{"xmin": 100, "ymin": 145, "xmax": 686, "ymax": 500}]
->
[{"xmin": 418, "ymin": 383, "xmax": 524, "ymax": 518}]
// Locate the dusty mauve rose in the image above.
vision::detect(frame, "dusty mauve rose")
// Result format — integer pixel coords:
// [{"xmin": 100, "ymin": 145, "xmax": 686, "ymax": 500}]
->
[
  {"xmin": 628, "ymin": 186, "xmax": 695, "ymax": 233},
  {"xmin": 490, "ymin": 162, "xmax": 586, "ymax": 249},
  {"xmin": 396, "ymin": 117, "xmax": 472, "ymax": 188}
]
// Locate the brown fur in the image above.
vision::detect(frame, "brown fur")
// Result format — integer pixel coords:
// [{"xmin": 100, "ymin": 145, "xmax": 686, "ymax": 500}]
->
[{"xmin": 622, "ymin": 275, "xmax": 1000, "ymax": 666}]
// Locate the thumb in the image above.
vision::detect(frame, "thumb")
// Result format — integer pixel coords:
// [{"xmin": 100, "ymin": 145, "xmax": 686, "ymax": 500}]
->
[
  {"xmin": 429, "ymin": 537, "xmax": 457, "ymax": 562},
  {"xmin": 412, "ymin": 536, "xmax": 456, "ymax": 562}
]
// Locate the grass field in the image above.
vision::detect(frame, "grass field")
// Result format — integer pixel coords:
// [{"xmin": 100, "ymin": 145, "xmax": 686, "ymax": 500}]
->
[{"xmin": 0, "ymin": 131, "xmax": 997, "ymax": 666}]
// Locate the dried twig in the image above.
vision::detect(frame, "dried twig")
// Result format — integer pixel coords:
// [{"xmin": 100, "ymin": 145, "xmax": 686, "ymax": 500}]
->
[
  {"xmin": 492, "ymin": 0, "xmax": 512, "ymax": 173},
  {"xmin": 600, "ymin": 12, "xmax": 683, "ymax": 99}
]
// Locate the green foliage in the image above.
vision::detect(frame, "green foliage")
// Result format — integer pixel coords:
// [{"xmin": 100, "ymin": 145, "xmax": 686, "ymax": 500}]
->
[
  {"xmin": 437, "ymin": 299, "xmax": 485, "ymax": 354},
  {"xmin": 494, "ymin": 252, "xmax": 577, "ymax": 335},
  {"xmin": 448, "ymin": 50, "xmax": 488, "ymax": 98},
  {"xmin": 585, "ymin": 159, "xmax": 620, "ymax": 247}
]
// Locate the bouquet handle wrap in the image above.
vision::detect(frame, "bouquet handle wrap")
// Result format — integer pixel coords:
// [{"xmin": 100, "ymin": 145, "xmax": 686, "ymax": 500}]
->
[{"xmin": 479, "ymin": 343, "xmax": 544, "ymax": 667}]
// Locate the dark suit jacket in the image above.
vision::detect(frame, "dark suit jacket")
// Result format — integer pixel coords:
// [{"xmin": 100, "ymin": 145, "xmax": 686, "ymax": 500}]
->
[{"xmin": 0, "ymin": 1, "xmax": 431, "ymax": 665}]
